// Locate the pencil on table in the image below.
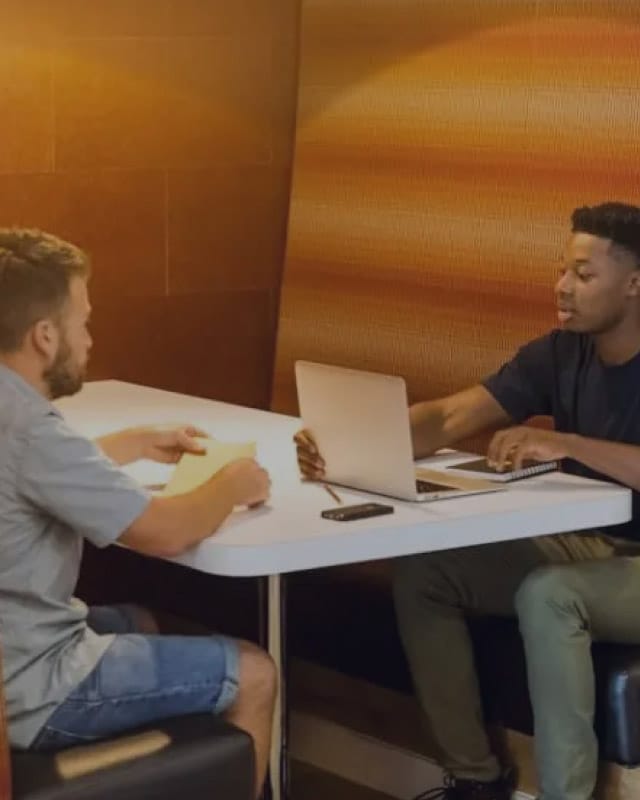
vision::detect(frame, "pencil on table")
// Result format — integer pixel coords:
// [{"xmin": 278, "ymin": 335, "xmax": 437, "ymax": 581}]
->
[{"xmin": 323, "ymin": 483, "xmax": 343, "ymax": 505}]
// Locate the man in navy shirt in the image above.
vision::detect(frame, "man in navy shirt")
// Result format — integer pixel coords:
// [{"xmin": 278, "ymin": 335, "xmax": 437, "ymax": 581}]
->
[{"xmin": 296, "ymin": 202, "xmax": 640, "ymax": 800}]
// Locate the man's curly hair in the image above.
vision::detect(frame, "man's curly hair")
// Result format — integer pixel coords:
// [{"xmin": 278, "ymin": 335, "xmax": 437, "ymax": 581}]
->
[{"xmin": 571, "ymin": 202, "xmax": 640, "ymax": 266}]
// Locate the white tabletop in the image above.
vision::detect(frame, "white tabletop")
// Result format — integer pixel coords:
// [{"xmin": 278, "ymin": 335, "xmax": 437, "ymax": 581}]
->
[{"xmin": 56, "ymin": 381, "xmax": 632, "ymax": 577}]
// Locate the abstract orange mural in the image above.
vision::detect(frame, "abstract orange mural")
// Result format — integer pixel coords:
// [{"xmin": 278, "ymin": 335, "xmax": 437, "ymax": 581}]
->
[{"xmin": 273, "ymin": 0, "xmax": 640, "ymax": 414}]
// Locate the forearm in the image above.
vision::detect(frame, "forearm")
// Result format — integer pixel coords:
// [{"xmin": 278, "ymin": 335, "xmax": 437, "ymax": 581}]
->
[
  {"xmin": 120, "ymin": 472, "xmax": 236, "ymax": 557},
  {"xmin": 153, "ymin": 478, "xmax": 236, "ymax": 554},
  {"xmin": 95, "ymin": 428, "xmax": 144, "ymax": 465},
  {"xmin": 409, "ymin": 400, "xmax": 451, "ymax": 459},
  {"xmin": 410, "ymin": 386, "xmax": 510, "ymax": 460},
  {"xmin": 565, "ymin": 434, "xmax": 640, "ymax": 491}
]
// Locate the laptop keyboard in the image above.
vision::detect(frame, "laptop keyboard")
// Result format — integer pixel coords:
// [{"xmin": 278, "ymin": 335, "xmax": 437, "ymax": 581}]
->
[{"xmin": 416, "ymin": 479, "xmax": 458, "ymax": 494}]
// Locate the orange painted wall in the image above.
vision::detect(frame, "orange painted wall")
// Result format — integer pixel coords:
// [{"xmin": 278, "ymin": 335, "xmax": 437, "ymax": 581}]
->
[
  {"xmin": 0, "ymin": 0, "xmax": 299, "ymax": 408},
  {"xmin": 273, "ymin": 1, "xmax": 640, "ymax": 414}
]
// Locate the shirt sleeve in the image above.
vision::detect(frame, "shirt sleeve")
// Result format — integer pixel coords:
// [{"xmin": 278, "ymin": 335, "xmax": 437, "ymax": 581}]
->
[
  {"xmin": 482, "ymin": 334, "xmax": 554, "ymax": 423},
  {"xmin": 17, "ymin": 412, "xmax": 151, "ymax": 548}
]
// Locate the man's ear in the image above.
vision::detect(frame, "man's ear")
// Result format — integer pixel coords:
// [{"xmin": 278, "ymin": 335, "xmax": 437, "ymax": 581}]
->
[
  {"xmin": 30, "ymin": 319, "xmax": 59, "ymax": 361},
  {"xmin": 627, "ymin": 269, "xmax": 640, "ymax": 297}
]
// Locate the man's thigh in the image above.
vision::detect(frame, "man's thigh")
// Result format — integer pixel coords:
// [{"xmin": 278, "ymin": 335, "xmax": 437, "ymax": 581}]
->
[
  {"xmin": 393, "ymin": 530, "xmax": 617, "ymax": 618},
  {"xmin": 87, "ymin": 603, "xmax": 155, "ymax": 635},
  {"xmin": 31, "ymin": 633, "xmax": 239, "ymax": 751},
  {"xmin": 539, "ymin": 554, "xmax": 640, "ymax": 643},
  {"xmin": 394, "ymin": 536, "xmax": 555, "ymax": 616}
]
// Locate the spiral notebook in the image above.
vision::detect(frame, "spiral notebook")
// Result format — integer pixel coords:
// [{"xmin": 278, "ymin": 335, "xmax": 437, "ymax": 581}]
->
[{"xmin": 446, "ymin": 457, "xmax": 558, "ymax": 483}]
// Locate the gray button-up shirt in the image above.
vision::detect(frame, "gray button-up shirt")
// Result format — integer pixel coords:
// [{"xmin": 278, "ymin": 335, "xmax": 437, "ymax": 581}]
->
[{"xmin": 0, "ymin": 365, "xmax": 150, "ymax": 748}]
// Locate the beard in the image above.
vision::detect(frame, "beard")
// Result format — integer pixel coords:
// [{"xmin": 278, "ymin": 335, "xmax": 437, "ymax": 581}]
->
[{"xmin": 43, "ymin": 337, "xmax": 86, "ymax": 400}]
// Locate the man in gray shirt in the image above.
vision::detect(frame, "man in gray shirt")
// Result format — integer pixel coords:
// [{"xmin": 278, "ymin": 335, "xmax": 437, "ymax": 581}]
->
[{"xmin": 0, "ymin": 229, "xmax": 274, "ymax": 799}]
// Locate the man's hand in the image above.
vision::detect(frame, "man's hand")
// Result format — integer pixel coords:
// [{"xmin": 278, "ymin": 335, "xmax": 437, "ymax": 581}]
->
[
  {"xmin": 120, "ymin": 457, "xmax": 272, "ymax": 558},
  {"xmin": 138, "ymin": 425, "xmax": 208, "ymax": 464},
  {"xmin": 294, "ymin": 429, "xmax": 325, "ymax": 480},
  {"xmin": 97, "ymin": 424, "xmax": 208, "ymax": 466},
  {"xmin": 487, "ymin": 426, "xmax": 571, "ymax": 471},
  {"xmin": 217, "ymin": 458, "xmax": 271, "ymax": 507}
]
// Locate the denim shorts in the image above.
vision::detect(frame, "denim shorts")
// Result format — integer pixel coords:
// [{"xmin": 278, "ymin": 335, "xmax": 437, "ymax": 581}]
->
[{"xmin": 31, "ymin": 604, "xmax": 240, "ymax": 751}]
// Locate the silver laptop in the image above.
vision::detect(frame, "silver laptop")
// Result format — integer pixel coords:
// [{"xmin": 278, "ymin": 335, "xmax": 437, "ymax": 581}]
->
[{"xmin": 295, "ymin": 361, "xmax": 502, "ymax": 503}]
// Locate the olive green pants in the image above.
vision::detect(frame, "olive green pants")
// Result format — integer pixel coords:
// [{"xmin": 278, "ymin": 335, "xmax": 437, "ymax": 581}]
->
[{"xmin": 392, "ymin": 532, "xmax": 640, "ymax": 800}]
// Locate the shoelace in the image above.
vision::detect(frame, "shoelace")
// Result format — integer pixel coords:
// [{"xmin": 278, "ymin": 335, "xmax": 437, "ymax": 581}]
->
[
  {"xmin": 412, "ymin": 774, "xmax": 510, "ymax": 800},
  {"xmin": 412, "ymin": 774, "xmax": 456, "ymax": 800}
]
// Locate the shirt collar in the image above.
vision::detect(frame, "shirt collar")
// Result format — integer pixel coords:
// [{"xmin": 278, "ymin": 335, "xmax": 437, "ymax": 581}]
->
[{"xmin": 0, "ymin": 363, "xmax": 62, "ymax": 417}]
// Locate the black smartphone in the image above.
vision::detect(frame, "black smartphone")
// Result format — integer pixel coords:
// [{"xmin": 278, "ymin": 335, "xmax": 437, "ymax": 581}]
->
[{"xmin": 321, "ymin": 502, "xmax": 394, "ymax": 521}]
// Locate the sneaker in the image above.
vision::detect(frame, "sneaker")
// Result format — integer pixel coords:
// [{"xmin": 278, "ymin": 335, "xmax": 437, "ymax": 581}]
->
[{"xmin": 412, "ymin": 773, "xmax": 512, "ymax": 800}]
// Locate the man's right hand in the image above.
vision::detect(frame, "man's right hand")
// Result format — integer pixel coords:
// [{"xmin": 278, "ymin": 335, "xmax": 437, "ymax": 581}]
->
[
  {"xmin": 122, "ymin": 457, "xmax": 271, "ymax": 558},
  {"xmin": 294, "ymin": 429, "xmax": 326, "ymax": 480},
  {"xmin": 219, "ymin": 458, "xmax": 271, "ymax": 507}
]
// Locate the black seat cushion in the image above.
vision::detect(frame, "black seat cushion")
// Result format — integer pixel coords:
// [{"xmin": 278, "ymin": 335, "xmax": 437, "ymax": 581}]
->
[
  {"xmin": 591, "ymin": 642, "xmax": 640, "ymax": 765},
  {"xmin": 11, "ymin": 714, "xmax": 254, "ymax": 800},
  {"xmin": 289, "ymin": 566, "xmax": 640, "ymax": 766}
]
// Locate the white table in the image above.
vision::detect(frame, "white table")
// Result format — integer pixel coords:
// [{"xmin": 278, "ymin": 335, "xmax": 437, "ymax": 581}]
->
[{"xmin": 57, "ymin": 380, "xmax": 632, "ymax": 800}]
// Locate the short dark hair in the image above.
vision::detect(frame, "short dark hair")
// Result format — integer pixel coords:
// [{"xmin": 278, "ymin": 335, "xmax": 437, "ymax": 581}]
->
[
  {"xmin": 0, "ymin": 229, "xmax": 90, "ymax": 353},
  {"xmin": 571, "ymin": 202, "xmax": 640, "ymax": 265}
]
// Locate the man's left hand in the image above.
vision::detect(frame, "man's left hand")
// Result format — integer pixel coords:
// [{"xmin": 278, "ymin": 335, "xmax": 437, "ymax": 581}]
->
[{"xmin": 487, "ymin": 426, "xmax": 572, "ymax": 471}]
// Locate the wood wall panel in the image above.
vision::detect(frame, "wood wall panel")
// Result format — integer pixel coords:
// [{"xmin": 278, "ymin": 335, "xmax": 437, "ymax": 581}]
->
[
  {"xmin": 158, "ymin": 291, "xmax": 274, "ymax": 407},
  {"xmin": 88, "ymin": 291, "xmax": 273, "ymax": 409},
  {"xmin": 54, "ymin": 39, "xmax": 171, "ymax": 171},
  {"xmin": 0, "ymin": 44, "xmax": 52, "ymax": 174},
  {"xmin": 0, "ymin": 171, "xmax": 166, "ymax": 298},
  {"xmin": 167, "ymin": 0, "xmax": 278, "ymax": 37},
  {"xmin": 0, "ymin": 1, "xmax": 54, "ymax": 40},
  {"xmin": 158, "ymin": 35, "xmax": 274, "ymax": 167},
  {"xmin": 273, "ymin": 0, "xmax": 640, "ymax": 413},
  {"xmin": 0, "ymin": 0, "xmax": 299, "ymax": 408},
  {"xmin": 52, "ymin": 1, "xmax": 171, "ymax": 38},
  {"xmin": 168, "ymin": 166, "xmax": 291, "ymax": 293}
]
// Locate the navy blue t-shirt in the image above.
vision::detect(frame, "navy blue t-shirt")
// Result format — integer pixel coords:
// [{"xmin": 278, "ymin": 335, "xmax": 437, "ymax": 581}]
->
[{"xmin": 483, "ymin": 330, "xmax": 640, "ymax": 542}]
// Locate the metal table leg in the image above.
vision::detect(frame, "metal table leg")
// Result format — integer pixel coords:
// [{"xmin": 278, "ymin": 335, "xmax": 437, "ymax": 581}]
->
[{"xmin": 258, "ymin": 574, "xmax": 288, "ymax": 800}]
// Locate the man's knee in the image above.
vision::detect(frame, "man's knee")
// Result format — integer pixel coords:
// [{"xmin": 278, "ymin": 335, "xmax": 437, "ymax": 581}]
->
[
  {"xmin": 235, "ymin": 641, "xmax": 278, "ymax": 704},
  {"xmin": 515, "ymin": 565, "xmax": 585, "ymax": 633}
]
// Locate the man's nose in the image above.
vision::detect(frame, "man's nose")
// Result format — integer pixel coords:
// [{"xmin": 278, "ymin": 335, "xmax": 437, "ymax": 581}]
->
[{"xmin": 555, "ymin": 272, "xmax": 572, "ymax": 294}]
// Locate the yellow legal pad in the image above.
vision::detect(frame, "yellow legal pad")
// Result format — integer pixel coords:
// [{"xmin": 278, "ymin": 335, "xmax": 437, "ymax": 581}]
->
[{"xmin": 163, "ymin": 438, "xmax": 256, "ymax": 496}]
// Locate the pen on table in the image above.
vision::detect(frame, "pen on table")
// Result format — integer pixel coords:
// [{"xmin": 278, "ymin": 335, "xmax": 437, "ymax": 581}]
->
[{"xmin": 323, "ymin": 483, "xmax": 343, "ymax": 505}]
